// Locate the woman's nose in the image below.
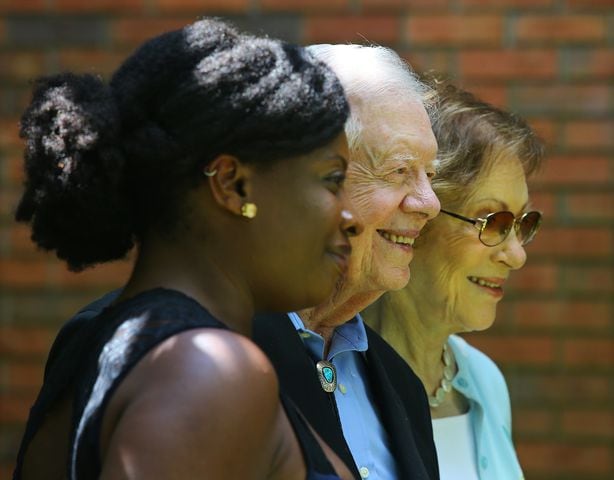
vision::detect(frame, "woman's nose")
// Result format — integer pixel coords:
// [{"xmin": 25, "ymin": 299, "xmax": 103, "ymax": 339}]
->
[{"xmin": 495, "ymin": 228, "xmax": 527, "ymax": 270}]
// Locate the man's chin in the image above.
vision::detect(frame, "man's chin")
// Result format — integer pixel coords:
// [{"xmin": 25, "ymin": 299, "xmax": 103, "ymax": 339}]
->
[{"xmin": 378, "ymin": 266, "xmax": 411, "ymax": 292}]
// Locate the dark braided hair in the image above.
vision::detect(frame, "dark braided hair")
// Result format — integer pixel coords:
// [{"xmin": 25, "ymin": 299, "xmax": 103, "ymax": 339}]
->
[{"xmin": 16, "ymin": 18, "xmax": 349, "ymax": 271}]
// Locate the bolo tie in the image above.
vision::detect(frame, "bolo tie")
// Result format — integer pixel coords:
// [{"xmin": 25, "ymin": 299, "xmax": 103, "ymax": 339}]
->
[{"xmin": 316, "ymin": 360, "xmax": 337, "ymax": 393}]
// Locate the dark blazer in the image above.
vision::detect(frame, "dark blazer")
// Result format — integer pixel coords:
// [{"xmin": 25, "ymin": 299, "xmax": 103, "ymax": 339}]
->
[{"xmin": 252, "ymin": 312, "xmax": 440, "ymax": 480}]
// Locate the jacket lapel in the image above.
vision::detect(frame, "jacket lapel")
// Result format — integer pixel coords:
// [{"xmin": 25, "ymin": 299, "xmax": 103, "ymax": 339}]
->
[{"xmin": 252, "ymin": 312, "xmax": 359, "ymax": 477}]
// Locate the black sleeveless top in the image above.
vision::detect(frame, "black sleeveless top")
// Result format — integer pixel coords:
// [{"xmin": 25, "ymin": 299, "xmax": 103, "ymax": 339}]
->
[{"xmin": 13, "ymin": 288, "xmax": 342, "ymax": 479}]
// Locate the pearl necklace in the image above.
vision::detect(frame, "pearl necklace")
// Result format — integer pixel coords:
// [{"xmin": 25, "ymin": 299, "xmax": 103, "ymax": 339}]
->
[{"xmin": 428, "ymin": 342, "xmax": 455, "ymax": 408}]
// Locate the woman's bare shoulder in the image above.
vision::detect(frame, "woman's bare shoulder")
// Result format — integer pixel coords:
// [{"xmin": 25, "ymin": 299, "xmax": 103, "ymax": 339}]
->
[{"xmin": 100, "ymin": 327, "xmax": 283, "ymax": 479}]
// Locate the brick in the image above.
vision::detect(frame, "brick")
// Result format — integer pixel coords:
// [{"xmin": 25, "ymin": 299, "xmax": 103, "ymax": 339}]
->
[
  {"xmin": 506, "ymin": 264, "xmax": 557, "ymax": 293},
  {"xmin": 566, "ymin": 192, "xmax": 614, "ymax": 220},
  {"xmin": 0, "ymin": 85, "xmax": 33, "ymax": 117},
  {"xmin": 532, "ymin": 155, "xmax": 610, "ymax": 186},
  {"xmin": 0, "ymin": 118, "xmax": 21, "ymax": 151},
  {"xmin": 0, "ymin": 290, "xmax": 99, "ymax": 327},
  {"xmin": 0, "ymin": 0, "xmax": 46, "ymax": 12},
  {"xmin": 0, "ymin": 259, "xmax": 52, "ymax": 289},
  {"xmin": 563, "ymin": 338, "xmax": 613, "ymax": 367},
  {"xmin": 0, "ymin": 361, "xmax": 44, "ymax": 390},
  {"xmin": 525, "ymin": 191, "xmax": 556, "ymax": 218},
  {"xmin": 561, "ymin": 265, "xmax": 613, "ymax": 295},
  {"xmin": 0, "ymin": 187, "xmax": 23, "ymax": 220},
  {"xmin": 305, "ymin": 15, "xmax": 400, "ymax": 44},
  {"xmin": 7, "ymin": 224, "xmax": 38, "ymax": 256},
  {"xmin": 562, "ymin": 48, "xmax": 614, "ymax": 80},
  {"xmin": 515, "ymin": 15, "xmax": 607, "ymax": 44},
  {"xmin": 567, "ymin": 0, "xmax": 614, "ymax": 8},
  {"xmin": 459, "ymin": 0, "xmax": 555, "ymax": 6},
  {"xmin": 0, "ymin": 327, "xmax": 54, "ymax": 357},
  {"xmin": 529, "ymin": 226, "xmax": 611, "ymax": 257},
  {"xmin": 510, "ymin": 300, "xmax": 610, "ymax": 330},
  {"xmin": 461, "ymin": 334, "xmax": 555, "ymax": 365},
  {"xmin": 563, "ymin": 120, "xmax": 614, "ymax": 150},
  {"xmin": 6, "ymin": 17, "xmax": 107, "ymax": 48},
  {"xmin": 155, "ymin": 0, "xmax": 249, "ymax": 12},
  {"xmin": 524, "ymin": 118, "xmax": 556, "ymax": 145},
  {"xmin": 512, "ymin": 84, "xmax": 610, "ymax": 116},
  {"xmin": 509, "ymin": 372, "xmax": 610, "ymax": 404},
  {"xmin": 516, "ymin": 441, "xmax": 611, "ymax": 474},
  {"xmin": 400, "ymin": 50, "xmax": 453, "ymax": 75},
  {"xmin": 55, "ymin": 257, "xmax": 133, "ymax": 289},
  {"xmin": 57, "ymin": 49, "xmax": 127, "ymax": 77},
  {"xmin": 261, "ymin": 0, "xmax": 349, "ymax": 12},
  {"xmin": 3, "ymin": 225, "xmax": 51, "ymax": 262},
  {"xmin": 55, "ymin": 0, "xmax": 143, "ymax": 12},
  {"xmin": 0, "ymin": 52, "xmax": 45, "ymax": 81},
  {"xmin": 562, "ymin": 410, "xmax": 613, "ymax": 438},
  {"xmin": 4, "ymin": 153, "xmax": 25, "ymax": 189},
  {"xmin": 225, "ymin": 16, "xmax": 302, "ymax": 44},
  {"xmin": 459, "ymin": 50, "xmax": 556, "ymax": 80},
  {"xmin": 0, "ymin": 392, "xmax": 36, "ymax": 423},
  {"xmin": 461, "ymin": 84, "xmax": 508, "ymax": 108},
  {"xmin": 110, "ymin": 18, "xmax": 193, "ymax": 47},
  {"xmin": 406, "ymin": 15, "xmax": 503, "ymax": 46},
  {"xmin": 361, "ymin": 0, "xmax": 448, "ymax": 9},
  {"xmin": 514, "ymin": 408, "xmax": 556, "ymax": 436}
]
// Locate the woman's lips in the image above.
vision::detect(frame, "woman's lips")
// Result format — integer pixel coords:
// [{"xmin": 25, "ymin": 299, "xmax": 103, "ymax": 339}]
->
[{"xmin": 468, "ymin": 276, "xmax": 505, "ymax": 298}]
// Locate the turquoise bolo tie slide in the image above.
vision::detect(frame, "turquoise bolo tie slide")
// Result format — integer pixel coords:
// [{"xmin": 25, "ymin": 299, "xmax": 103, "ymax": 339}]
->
[{"xmin": 316, "ymin": 360, "xmax": 337, "ymax": 393}]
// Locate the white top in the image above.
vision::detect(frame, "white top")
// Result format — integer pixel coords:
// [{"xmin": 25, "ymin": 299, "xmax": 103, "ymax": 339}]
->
[{"xmin": 432, "ymin": 412, "xmax": 480, "ymax": 480}]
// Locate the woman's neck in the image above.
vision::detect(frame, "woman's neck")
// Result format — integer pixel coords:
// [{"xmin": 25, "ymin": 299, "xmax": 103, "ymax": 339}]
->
[
  {"xmin": 119, "ymin": 237, "xmax": 255, "ymax": 336},
  {"xmin": 367, "ymin": 290, "xmax": 460, "ymax": 409}
]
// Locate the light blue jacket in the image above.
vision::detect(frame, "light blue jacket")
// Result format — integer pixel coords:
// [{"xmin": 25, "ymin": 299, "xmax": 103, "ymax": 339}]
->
[{"xmin": 448, "ymin": 334, "xmax": 524, "ymax": 480}]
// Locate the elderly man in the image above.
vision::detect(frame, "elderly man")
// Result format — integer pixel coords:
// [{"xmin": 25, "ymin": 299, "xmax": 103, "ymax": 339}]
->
[{"xmin": 253, "ymin": 45, "xmax": 441, "ymax": 479}]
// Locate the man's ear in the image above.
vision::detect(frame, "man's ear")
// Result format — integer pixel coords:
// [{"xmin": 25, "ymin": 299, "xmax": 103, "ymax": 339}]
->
[{"xmin": 204, "ymin": 154, "xmax": 253, "ymax": 216}]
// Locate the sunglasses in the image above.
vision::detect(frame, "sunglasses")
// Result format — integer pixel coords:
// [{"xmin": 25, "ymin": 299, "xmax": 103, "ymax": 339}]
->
[{"xmin": 440, "ymin": 209, "xmax": 542, "ymax": 247}]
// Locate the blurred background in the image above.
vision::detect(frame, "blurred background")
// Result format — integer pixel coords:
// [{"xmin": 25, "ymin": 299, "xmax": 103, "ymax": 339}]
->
[{"xmin": 0, "ymin": 1, "xmax": 612, "ymax": 478}]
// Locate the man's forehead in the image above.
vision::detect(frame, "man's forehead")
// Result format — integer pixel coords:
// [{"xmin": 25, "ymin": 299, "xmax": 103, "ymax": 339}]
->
[{"xmin": 354, "ymin": 139, "xmax": 437, "ymax": 170}]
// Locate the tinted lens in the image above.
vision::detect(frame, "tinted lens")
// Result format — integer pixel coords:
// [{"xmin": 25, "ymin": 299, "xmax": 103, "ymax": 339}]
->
[
  {"xmin": 518, "ymin": 211, "xmax": 542, "ymax": 245},
  {"xmin": 480, "ymin": 211, "xmax": 515, "ymax": 246}
]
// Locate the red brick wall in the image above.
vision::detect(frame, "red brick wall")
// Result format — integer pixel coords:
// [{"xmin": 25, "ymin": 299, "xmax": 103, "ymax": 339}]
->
[{"xmin": 0, "ymin": 1, "xmax": 612, "ymax": 478}]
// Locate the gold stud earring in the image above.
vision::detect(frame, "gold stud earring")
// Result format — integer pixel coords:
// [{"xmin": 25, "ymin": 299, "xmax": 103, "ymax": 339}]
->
[{"xmin": 241, "ymin": 202, "xmax": 257, "ymax": 219}]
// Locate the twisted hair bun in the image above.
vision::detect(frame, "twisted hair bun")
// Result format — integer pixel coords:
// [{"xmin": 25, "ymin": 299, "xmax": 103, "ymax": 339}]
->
[{"xmin": 17, "ymin": 73, "xmax": 134, "ymax": 271}]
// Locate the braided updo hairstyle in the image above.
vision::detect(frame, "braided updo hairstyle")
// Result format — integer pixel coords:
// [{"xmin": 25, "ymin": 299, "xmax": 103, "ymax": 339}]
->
[{"xmin": 16, "ymin": 18, "xmax": 349, "ymax": 271}]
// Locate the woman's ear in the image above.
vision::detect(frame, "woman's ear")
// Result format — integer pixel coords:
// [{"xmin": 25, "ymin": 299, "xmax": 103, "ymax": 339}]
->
[{"xmin": 205, "ymin": 154, "xmax": 253, "ymax": 216}]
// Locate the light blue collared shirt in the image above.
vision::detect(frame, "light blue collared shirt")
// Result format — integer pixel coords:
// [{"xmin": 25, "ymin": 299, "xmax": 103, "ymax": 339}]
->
[{"xmin": 288, "ymin": 312, "xmax": 399, "ymax": 480}]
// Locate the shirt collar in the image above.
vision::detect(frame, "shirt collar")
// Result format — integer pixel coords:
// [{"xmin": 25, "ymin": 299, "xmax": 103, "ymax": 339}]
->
[{"xmin": 287, "ymin": 312, "xmax": 369, "ymax": 360}]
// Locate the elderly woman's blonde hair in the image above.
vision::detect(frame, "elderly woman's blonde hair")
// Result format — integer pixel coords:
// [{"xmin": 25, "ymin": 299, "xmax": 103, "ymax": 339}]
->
[{"xmin": 423, "ymin": 74, "xmax": 545, "ymax": 210}]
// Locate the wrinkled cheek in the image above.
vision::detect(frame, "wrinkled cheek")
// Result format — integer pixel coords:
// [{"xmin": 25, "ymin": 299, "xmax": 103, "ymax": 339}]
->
[{"xmin": 347, "ymin": 235, "xmax": 372, "ymax": 281}]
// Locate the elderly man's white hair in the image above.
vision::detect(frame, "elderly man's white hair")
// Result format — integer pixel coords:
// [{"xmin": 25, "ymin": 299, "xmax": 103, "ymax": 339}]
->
[{"xmin": 307, "ymin": 44, "xmax": 436, "ymax": 153}]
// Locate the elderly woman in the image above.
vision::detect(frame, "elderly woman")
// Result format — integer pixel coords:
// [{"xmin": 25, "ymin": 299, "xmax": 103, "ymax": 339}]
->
[
  {"xmin": 13, "ymin": 19, "xmax": 358, "ymax": 479},
  {"xmin": 363, "ymin": 78, "xmax": 544, "ymax": 479}
]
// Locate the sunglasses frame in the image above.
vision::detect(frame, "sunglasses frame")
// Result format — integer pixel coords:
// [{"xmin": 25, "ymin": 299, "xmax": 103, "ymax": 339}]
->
[{"xmin": 440, "ymin": 209, "xmax": 542, "ymax": 247}]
